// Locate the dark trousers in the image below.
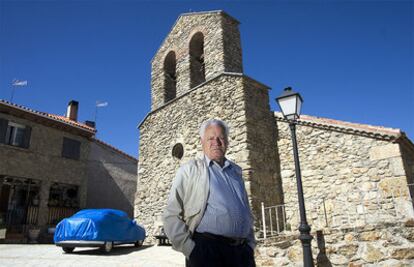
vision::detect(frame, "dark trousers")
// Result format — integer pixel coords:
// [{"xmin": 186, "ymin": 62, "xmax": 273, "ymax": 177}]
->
[{"xmin": 186, "ymin": 233, "xmax": 256, "ymax": 267}]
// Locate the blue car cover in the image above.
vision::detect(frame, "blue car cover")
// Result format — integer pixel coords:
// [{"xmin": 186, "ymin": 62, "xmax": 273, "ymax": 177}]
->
[{"xmin": 54, "ymin": 209, "xmax": 145, "ymax": 243}]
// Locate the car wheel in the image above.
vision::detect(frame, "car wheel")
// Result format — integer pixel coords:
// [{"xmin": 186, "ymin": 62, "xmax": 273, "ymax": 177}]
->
[
  {"xmin": 62, "ymin": 247, "xmax": 75, "ymax": 253},
  {"xmin": 134, "ymin": 240, "xmax": 143, "ymax": 247},
  {"xmin": 102, "ymin": 241, "xmax": 113, "ymax": 253}
]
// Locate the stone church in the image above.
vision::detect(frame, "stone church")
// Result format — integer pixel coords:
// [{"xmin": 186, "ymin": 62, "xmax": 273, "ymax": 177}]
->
[{"xmin": 135, "ymin": 10, "xmax": 414, "ymax": 265}]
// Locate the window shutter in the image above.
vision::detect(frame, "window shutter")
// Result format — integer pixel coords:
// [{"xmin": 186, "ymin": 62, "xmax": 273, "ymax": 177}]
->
[
  {"xmin": 62, "ymin": 137, "xmax": 81, "ymax": 160},
  {"xmin": 0, "ymin": 118, "xmax": 8, "ymax": 144},
  {"xmin": 62, "ymin": 138, "xmax": 70, "ymax": 158},
  {"xmin": 22, "ymin": 126, "xmax": 32, "ymax": 148},
  {"xmin": 72, "ymin": 140, "xmax": 80, "ymax": 159}
]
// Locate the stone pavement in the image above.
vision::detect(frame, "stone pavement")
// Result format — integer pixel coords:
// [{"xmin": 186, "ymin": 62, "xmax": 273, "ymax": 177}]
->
[{"xmin": 0, "ymin": 244, "xmax": 185, "ymax": 267}]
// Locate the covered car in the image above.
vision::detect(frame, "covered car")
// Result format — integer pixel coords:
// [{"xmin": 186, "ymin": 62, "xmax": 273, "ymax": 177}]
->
[{"xmin": 54, "ymin": 209, "xmax": 145, "ymax": 253}]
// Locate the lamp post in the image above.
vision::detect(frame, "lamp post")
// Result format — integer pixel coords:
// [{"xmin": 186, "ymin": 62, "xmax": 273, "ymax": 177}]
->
[{"xmin": 276, "ymin": 87, "xmax": 314, "ymax": 267}]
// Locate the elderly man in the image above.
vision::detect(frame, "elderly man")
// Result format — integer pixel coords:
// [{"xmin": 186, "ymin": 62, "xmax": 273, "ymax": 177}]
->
[{"xmin": 163, "ymin": 119, "xmax": 256, "ymax": 267}]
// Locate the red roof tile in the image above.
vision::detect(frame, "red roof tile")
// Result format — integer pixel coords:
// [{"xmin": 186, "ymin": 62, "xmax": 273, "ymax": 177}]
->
[
  {"xmin": 274, "ymin": 112, "xmax": 403, "ymax": 140},
  {"xmin": 0, "ymin": 100, "xmax": 138, "ymax": 160},
  {"xmin": 0, "ymin": 99, "xmax": 96, "ymax": 133},
  {"xmin": 47, "ymin": 114, "xmax": 96, "ymax": 132}
]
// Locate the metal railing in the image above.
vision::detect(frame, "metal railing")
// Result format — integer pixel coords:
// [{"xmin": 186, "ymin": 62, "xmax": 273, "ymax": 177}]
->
[
  {"xmin": 261, "ymin": 203, "xmax": 287, "ymax": 239},
  {"xmin": 5, "ymin": 206, "xmax": 78, "ymax": 231},
  {"xmin": 47, "ymin": 207, "xmax": 78, "ymax": 225},
  {"xmin": 260, "ymin": 183, "xmax": 414, "ymax": 239}
]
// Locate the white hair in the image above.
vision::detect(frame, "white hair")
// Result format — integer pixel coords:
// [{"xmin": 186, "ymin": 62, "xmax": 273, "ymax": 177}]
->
[{"xmin": 199, "ymin": 119, "xmax": 229, "ymax": 141}]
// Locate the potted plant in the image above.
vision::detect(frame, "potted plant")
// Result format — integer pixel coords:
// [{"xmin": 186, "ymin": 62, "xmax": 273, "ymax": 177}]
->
[
  {"xmin": 47, "ymin": 220, "xmax": 59, "ymax": 235},
  {"xmin": 28, "ymin": 224, "xmax": 41, "ymax": 243},
  {"xmin": 32, "ymin": 194, "xmax": 40, "ymax": 206}
]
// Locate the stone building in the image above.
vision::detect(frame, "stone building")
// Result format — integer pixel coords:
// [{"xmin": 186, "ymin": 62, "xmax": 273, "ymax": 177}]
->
[
  {"xmin": 136, "ymin": 10, "xmax": 280, "ymax": 238},
  {"xmin": 276, "ymin": 114, "xmax": 414, "ymax": 231},
  {"xmin": 0, "ymin": 99, "xmax": 137, "ymax": 242},
  {"xmin": 135, "ymin": 10, "xmax": 414, "ymax": 265},
  {"xmin": 254, "ymin": 114, "xmax": 414, "ymax": 265}
]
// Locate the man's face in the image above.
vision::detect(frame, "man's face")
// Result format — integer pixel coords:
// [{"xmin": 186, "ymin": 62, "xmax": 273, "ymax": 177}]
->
[{"xmin": 201, "ymin": 124, "xmax": 228, "ymax": 163}]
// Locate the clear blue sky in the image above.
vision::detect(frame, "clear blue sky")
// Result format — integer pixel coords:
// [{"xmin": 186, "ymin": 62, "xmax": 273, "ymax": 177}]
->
[{"xmin": 1, "ymin": 0, "xmax": 412, "ymax": 158}]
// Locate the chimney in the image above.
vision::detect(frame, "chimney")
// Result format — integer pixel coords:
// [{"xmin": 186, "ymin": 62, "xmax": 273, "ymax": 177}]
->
[{"xmin": 66, "ymin": 100, "xmax": 79, "ymax": 121}]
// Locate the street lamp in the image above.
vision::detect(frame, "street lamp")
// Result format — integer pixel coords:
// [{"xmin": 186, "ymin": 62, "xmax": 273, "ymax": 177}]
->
[{"xmin": 276, "ymin": 87, "xmax": 314, "ymax": 267}]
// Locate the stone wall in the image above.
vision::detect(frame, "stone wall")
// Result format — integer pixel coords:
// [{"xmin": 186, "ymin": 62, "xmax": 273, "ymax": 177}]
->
[
  {"xmin": 400, "ymin": 139, "xmax": 414, "ymax": 198},
  {"xmin": 136, "ymin": 73, "xmax": 280, "ymax": 241},
  {"xmin": 86, "ymin": 140, "xmax": 137, "ymax": 217},
  {"xmin": 243, "ymin": 79, "xmax": 283, "ymax": 223},
  {"xmin": 138, "ymin": 10, "xmax": 283, "ymax": 240},
  {"xmin": 150, "ymin": 11, "xmax": 242, "ymax": 110},
  {"xmin": 0, "ymin": 113, "xmax": 90, "ymax": 227},
  {"xmin": 0, "ymin": 113, "xmax": 90, "ymax": 185},
  {"xmin": 275, "ymin": 114, "xmax": 413, "ymax": 232},
  {"xmin": 255, "ymin": 220, "xmax": 414, "ymax": 266},
  {"xmin": 137, "ymin": 74, "xmax": 246, "ymax": 241}
]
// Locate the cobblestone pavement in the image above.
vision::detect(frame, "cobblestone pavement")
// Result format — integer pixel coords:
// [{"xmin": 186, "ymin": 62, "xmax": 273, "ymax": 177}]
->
[{"xmin": 0, "ymin": 244, "xmax": 185, "ymax": 267}]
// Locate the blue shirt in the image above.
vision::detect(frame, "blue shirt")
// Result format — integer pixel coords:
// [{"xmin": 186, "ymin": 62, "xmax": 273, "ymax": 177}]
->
[{"xmin": 196, "ymin": 156, "xmax": 252, "ymax": 238}]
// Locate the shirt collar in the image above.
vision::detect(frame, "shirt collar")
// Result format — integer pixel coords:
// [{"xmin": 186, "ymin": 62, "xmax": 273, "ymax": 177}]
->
[{"xmin": 204, "ymin": 155, "xmax": 231, "ymax": 169}]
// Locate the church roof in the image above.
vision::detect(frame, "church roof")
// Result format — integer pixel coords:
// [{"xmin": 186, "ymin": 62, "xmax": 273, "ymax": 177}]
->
[
  {"xmin": 274, "ymin": 112, "xmax": 411, "ymax": 144},
  {"xmin": 178, "ymin": 10, "xmax": 239, "ymax": 24}
]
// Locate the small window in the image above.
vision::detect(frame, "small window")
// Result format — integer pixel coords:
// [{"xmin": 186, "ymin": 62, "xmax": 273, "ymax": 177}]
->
[
  {"xmin": 48, "ymin": 183, "xmax": 79, "ymax": 208},
  {"xmin": 6, "ymin": 122, "xmax": 26, "ymax": 146},
  {"xmin": 62, "ymin": 137, "xmax": 81, "ymax": 160},
  {"xmin": 172, "ymin": 143, "xmax": 184, "ymax": 160},
  {"xmin": 0, "ymin": 119, "xmax": 31, "ymax": 148}
]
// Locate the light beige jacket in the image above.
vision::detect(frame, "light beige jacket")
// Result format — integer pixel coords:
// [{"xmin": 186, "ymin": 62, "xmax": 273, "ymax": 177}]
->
[{"xmin": 162, "ymin": 157, "xmax": 256, "ymax": 257}]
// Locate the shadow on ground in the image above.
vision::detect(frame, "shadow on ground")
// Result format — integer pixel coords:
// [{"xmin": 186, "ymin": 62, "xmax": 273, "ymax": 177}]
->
[{"xmin": 62, "ymin": 244, "xmax": 152, "ymax": 256}]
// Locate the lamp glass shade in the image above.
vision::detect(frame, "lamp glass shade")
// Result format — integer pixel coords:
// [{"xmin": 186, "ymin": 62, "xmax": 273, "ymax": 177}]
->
[
  {"xmin": 276, "ymin": 87, "xmax": 304, "ymax": 120},
  {"xmin": 278, "ymin": 95, "xmax": 300, "ymax": 120},
  {"xmin": 296, "ymin": 96, "xmax": 302, "ymax": 116}
]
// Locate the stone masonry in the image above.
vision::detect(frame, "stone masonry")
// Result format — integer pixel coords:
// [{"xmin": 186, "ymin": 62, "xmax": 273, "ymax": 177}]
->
[
  {"xmin": 255, "ymin": 221, "xmax": 414, "ymax": 266},
  {"xmin": 135, "ymin": 10, "xmax": 414, "ymax": 265},
  {"xmin": 150, "ymin": 10, "xmax": 242, "ymax": 110},
  {"xmin": 0, "ymin": 112, "xmax": 90, "ymax": 229},
  {"xmin": 275, "ymin": 113, "xmax": 414, "ymax": 231},
  {"xmin": 137, "ymin": 10, "xmax": 281, "ymax": 241},
  {"xmin": 137, "ymin": 73, "xmax": 281, "ymax": 240}
]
